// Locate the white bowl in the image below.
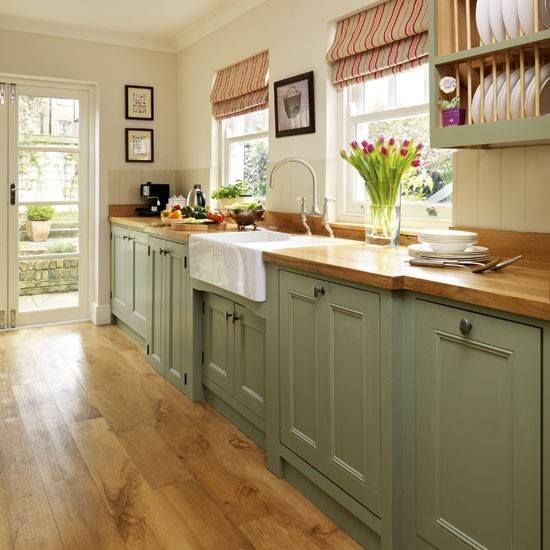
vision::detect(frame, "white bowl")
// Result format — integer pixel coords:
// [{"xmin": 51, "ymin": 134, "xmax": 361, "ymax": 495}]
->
[{"xmin": 425, "ymin": 242, "xmax": 477, "ymax": 253}]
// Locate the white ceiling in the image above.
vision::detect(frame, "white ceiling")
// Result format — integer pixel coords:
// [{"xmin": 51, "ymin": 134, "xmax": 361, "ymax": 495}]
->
[{"xmin": 0, "ymin": 0, "xmax": 265, "ymax": 51}]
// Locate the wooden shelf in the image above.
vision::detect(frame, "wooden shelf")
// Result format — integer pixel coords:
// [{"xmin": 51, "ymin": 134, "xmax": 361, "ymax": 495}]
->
[
  {"xmin": 434, "ymin": 29, "xmax": 550, "ymax": 66},
  {"xmin": 430, "ymin": 116, "xmax": 550, "ymax": 148}
]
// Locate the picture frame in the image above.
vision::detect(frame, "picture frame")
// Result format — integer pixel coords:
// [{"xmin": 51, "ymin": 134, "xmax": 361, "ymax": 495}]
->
[
  {"xmin": 125, "ymin": 85, "xmax": 154, "ymax": 120},
  {"xmin": 274, "ymin": 71, "xmax": 315, "ymax": 138},
  {"xmin": 125, "ymin": 128, "xmax": 154, "ymax": 163}
]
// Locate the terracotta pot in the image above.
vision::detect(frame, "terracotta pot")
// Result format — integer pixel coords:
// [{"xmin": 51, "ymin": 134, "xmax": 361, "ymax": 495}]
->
[{"xmin": 26, "ymin": 220, "xmax": 52, "ymax": 242}]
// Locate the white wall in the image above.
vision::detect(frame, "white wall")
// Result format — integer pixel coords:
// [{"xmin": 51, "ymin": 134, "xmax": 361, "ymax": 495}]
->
[
  {"xmin": 176, "ymin": 0, "xmax": 373, "ymax": 215},
  {"xmin": 177, "ymin": 0, "xmax": 550, "ymax": 233},
  {"xmin": 0, "ymin": 29, "xmax": 178, "ymax": 320}
]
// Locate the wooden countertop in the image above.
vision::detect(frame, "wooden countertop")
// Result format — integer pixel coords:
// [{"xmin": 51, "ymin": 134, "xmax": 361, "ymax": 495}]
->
[{"xmin": 263, "ymin": 243, "xmax": 550, "ymax": 322}]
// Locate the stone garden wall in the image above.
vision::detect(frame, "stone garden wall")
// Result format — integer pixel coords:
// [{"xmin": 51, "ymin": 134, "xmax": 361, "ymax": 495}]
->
[{"xmin": 19, "ymin": 258, "xmax": 79, "ymax": 296}]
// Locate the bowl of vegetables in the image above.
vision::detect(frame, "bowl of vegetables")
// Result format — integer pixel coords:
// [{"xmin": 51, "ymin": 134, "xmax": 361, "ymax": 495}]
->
[{"xmin": 227, "ymin": 202, "xmax": 265, "ymax": 231}]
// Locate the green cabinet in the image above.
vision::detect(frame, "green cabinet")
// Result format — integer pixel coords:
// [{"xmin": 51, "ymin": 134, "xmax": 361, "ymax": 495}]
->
[
  {"xmin": 279, "ymin": 271, "xmax": 381, "ymax": 516},
  {"xmin": 407, "ymin": 299, "xmax": 541, "ymax": 549},
  {"xmin": 147, "ymin": 236, "xmax": 189, "ymax": 390},
  {"xmin": 202, "ymin": 293, "xmax": 266, "ymax": 420},
  {"xmin": 111, "ymin": 225, "xmax": 149, "ymax": 337}
]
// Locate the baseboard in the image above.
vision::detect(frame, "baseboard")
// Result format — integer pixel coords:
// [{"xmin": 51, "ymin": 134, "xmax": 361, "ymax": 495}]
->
[{"xmin": 91, "ymin": 302, "xmax": 111, "ymax": 325}]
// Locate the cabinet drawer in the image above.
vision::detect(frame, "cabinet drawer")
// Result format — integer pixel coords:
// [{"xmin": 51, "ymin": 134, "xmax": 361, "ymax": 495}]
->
[{"xmin": 412, "ymin": 299, "xmax": 541, "ymax": 549}]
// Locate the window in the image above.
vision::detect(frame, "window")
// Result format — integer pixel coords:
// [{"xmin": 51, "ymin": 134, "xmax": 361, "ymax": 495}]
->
[
  {"xmin": 340, "ymin": 65, "xmax": 453, "ymax": 229},
  {"xmin": 221, "ymin": 109, "xmax": 269, "ymax": 197}
]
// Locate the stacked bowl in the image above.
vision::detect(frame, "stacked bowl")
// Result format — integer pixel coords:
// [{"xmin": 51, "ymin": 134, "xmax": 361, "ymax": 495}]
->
[{"xmin": 409, "ymin": 229, "xmax": 490, "ymax": 261}]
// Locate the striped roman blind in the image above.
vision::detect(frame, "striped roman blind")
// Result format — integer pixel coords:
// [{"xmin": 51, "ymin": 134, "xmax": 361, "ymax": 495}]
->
[
  {"xmin": 211, "ymin": 50, "xmax": 269, "ymax": 120},
  {"xmin": 326, "ymin": 0, "xmax": 428, "ymax": 88}
]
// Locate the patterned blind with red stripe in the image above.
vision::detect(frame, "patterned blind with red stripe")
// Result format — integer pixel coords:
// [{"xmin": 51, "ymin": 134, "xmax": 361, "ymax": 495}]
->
[
  {"xmin": 211, "ymin": 50, "xmax": 269, "ymax": 120},
  {"xmin": 326, "ymin": 0, "xmax": 428, "ymax": 88}
]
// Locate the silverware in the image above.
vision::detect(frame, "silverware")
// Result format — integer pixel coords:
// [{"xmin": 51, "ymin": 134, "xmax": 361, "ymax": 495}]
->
[
  {"xmin": 471, "ymin": 258, "xmax": 502, "ymax": 273},
  {"xmin": 409, "ymin": 259, "xmax": 485, "ymax": 269},
  {"xmin": 490, "ymin": 255, "xmax": 523, "ymax": 271}
]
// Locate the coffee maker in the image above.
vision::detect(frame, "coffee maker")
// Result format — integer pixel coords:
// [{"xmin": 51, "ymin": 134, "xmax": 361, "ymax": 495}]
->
[{"xmin": 135, "ymin": 182, "xmax": 170, "ymax": 217}]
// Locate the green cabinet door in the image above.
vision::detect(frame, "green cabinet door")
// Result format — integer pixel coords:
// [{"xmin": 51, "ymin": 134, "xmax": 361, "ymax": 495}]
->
[
  {"xmin": 127, "ymin": 230, "xmax": 149, "ymax": 337},
  {"xmin": 320, "ymin": 281, "xmax": 381, "ymax": 516},
  {"xmin": 413, "ymin": 300, "xmax": 541, "ymax": 549},
  {"xmin": 279, "ymin": 271, "xmax": 382, "ymax": 515},
  {"xmin": 111, "ymin": 226, "xmax": 129, "ymax": 318},
  {"xmin": 163, "ymin": 241, "xmax": 188, "ymax": 388},
  {"xmin": 147, "ymin": 237, "xmax": 165, "ymax": 376},
  {"xmin": 202, "ymin": 293, "xmax": 234, "ymax": 394},
  {"xmin": 279, "ymin": 271, "xmax": 324, "ymax": 469},
  {"xmin": 234, "ymin": 304, "xmax": 266, "ymax": 419}
]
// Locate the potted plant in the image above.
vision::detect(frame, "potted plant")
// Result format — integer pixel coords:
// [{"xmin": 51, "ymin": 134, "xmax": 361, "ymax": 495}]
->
[
  {"xmin": 341, "ymin": 137, "xmax": 422, "ymax": 247},
  {"xmin": 440, "ymin": 96, "xmax": 465, "ymax": 127},
  {"xmin": 26, "ymin": 205, "xmax": 55, "ymax": 242},
  {"xmin": 211, "ymin": 180, "xmax": 249, "ymax": 210}
]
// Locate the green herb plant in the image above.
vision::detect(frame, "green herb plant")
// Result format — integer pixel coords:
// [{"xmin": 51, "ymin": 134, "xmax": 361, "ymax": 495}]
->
[{"xmin": 26, "ymin": 205, "xmax": 55, "ymax": 222}]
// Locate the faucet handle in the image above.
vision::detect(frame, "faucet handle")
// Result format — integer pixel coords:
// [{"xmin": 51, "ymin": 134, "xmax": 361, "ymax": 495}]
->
[{"xmin": 297, "ymin": 196, "xmax": 307, "ymax": 213}]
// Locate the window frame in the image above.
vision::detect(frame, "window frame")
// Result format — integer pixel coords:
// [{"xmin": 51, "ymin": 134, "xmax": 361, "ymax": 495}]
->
[
  {"xmin": 219, "ymin": 110, "xmax": 269, "ymax": 193},
  {"xmin": 337, "ymin": 71, "xmax": 453, "ymax": 231}
]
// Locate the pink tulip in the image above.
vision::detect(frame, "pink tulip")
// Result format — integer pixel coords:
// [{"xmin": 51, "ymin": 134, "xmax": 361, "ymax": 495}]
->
[
  {"xmin": 351, "ymin": 140, "xmax": 359, "ymax": 150},
  {"xmin": 400, "ymin": 148, "xmax": 408, "ymax": 157},
  {"xmin": 363, "ymin": 147, "xmax": 369, "ymax": 154},
  {"xmin": 361, "ymin": 140, "xmax": 369, "ymax": 148},
  {"xmin": 367, "ymin": 143, "xmax": 375, "ymax": 153},
  {"xmin": 389, "ymin": 137, "xmax": 395, "ymax": 146},
  {"xmin": 416, "ymin": 143, "xmax": 424, "ymax": 151},
  {"xmin": 378, "ymin": 135, "xmax": 385, "ymax": 144},
  {"xmin": 380, "ymin": 146, "xmax": 388, "ymax": 157},
  {"xmin": 412, "ymin": 159, "xmax": 421, "ymax": 168},
  {"xmin": 402, "ymin": 139, "xmax": 410, "ymax": 148}
]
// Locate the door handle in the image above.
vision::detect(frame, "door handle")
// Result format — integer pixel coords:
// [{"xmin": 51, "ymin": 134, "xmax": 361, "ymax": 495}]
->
[
  {"xmin": 9, "ymin": 183, "xmax": 16, "ymax": 206},
  {"xmin": 225, "ymin": 312, "xmax": 233, "ymax": 321}
]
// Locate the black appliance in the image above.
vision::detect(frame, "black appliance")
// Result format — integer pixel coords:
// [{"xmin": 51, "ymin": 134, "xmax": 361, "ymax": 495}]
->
[{"xmin": 135, "ymin": 182, "xmax": 170, "ymax": 217}]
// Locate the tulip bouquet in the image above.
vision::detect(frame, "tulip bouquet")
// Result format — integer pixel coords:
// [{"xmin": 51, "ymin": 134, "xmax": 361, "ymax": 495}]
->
[{"xmin": 341, "ymin": 137, "xmax": 422, "ymax": 246}]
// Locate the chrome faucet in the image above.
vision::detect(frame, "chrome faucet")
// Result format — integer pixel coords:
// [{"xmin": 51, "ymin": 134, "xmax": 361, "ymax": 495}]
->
[
  {"xmin": 269, "ymin": 157, "xmax": 322, "ymax": 216},
  {"xmin": 269, "ymin": 157, "xmax": 335, "ymax": 238}
]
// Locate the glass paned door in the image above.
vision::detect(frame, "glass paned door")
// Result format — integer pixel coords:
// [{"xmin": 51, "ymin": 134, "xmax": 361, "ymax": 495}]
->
[{"xmin": 6, "ymin": 84, "xmax": 89, "ymax": 327}]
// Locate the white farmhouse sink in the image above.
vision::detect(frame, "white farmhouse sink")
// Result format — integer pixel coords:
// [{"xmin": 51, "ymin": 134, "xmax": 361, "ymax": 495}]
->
[{"xmin": 189, "ymin": 230, "xmax": 344, "ymax": 302}]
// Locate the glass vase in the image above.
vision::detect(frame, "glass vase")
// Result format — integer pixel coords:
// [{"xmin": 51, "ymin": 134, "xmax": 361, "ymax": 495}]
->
[{"xmin": 364, "ymin": 191, "xmax": 402, "ymax": 247}]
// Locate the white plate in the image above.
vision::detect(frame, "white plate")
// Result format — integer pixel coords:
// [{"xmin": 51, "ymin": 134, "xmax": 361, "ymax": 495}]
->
[
  {"xmin": 525, "ymin": 63, "xmax": 550, "ymax": 116},
  {"xmin": 518, "ymin": 0, "xmax": 550, "ymax": 33},
  {"xmin": 476, "ymin": 0, "xmax": 493, "ymax": 44},
  {"xmin": 490, "ymin": 0, "xmax": 507, "ymax": 40},
  {"xmin": 484, "ymin": 72, "xmax": 507, "ymax": 122},
  {"xmin": 503, "ymin": 0, "xmax": 521, "ymax": 36},
  {"xmin": 409, "ymin": 243, "xmax": 489, "ymax": 260},
  {"xmin": 472, "ymin": 74, "xmax": 496, "ymax": 123},
  {"xmin": 510, "ymin": 66, "xmax": 536, "ymax": 118},
  {"xmin": 497, "ymin": 69, "xmax": 522, "ymax": 119},
  {"xmin": 418, "ymin": 229, "xmax": 478, "ymax": 240}
]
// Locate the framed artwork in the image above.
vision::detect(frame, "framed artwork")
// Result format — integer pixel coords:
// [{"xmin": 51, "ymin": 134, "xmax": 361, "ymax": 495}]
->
[
  {"xmin": 125, "ymin": 128, "xmax": 154, "ymax": 162},
  {"xmin": 274, "ymin": 71, "xmax": 315, "ymax": 138},
  {"xmin": 125, "ymin": 85, "xmax": 154, "ymax": 120}
]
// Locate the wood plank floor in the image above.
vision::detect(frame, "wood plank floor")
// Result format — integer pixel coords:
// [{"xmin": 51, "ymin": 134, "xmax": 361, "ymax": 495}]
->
[{"xmin": 0, "ymin": 323, "xmax": 360, "ymax": 549}]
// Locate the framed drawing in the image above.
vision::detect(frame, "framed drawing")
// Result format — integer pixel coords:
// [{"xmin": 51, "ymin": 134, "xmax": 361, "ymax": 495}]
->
[
  {"xmin": 125, "ymin": 128, "xmax": 154, "ymax": 162},
  {"xmin": 274, "ymin": 71, "xmax": 315, "ymax": 138},
  {"xmin": 125, "ymin": 85, "xmax": 154, "ymax": 120}
]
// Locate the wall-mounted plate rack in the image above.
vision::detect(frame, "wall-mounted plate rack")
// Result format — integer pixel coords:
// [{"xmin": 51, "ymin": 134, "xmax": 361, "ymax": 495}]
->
[{"xmin": 430, "ymin": 0, "xmax": 550, "ymax": 148}]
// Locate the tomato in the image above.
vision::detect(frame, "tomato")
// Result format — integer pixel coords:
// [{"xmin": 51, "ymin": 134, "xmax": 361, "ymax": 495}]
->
[{"xmin": 207, "ymin": 211, "xmax": 225, "ymax": 224}]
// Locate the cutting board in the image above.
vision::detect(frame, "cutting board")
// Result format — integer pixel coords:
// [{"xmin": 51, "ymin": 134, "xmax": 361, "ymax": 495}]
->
[{"xmin": 172, "ymin": 221, "xmax": 228, "ymax": 232}]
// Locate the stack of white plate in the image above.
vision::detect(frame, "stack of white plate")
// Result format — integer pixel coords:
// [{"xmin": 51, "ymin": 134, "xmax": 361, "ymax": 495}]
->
[
  {"xmin": 476, "ymin": 0, "xmax": 550, "ymax": 45},
  {"xmin": 472, "ymin": 63, "xmax": 550, "ymax": 123},
  {"xmin": 409, "ymin": 229, "xmax": 489, "ymax": 261},
  {"xmin": 408, "ymin": 243, "xmax": 490, "ymax": 261}
]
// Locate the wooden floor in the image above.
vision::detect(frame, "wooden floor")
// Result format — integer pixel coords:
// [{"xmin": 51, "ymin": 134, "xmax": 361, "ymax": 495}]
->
[{"xmin": 0, "ymin": 322, "xmax": 359, "ymax": 549}]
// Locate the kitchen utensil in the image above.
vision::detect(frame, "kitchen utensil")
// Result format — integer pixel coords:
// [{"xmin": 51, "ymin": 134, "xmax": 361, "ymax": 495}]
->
[
  {"xmin": 490, "ymin": 0, "xmax": 507, "ymax": 40},
  {"xmin": 186, "ymin": 184, "xmax": 206, "ymax": 208},
  {"xmin": 409, "ymin": 259, "xmax": 486, "ymax": 269},
  {"xmin": 476, "ymin": 0, "xmax": 493, "ymax": 44},
  {"xmin": 471, "ymin": 258, "xmax": 502, "ymax": 273},
  {"xmin": 227, "ymin": 208, "xmax": 265, "ymax": 231},
  {"xmin": 491, "ymin": 255, "xmax": 523, "ymax": 270}
]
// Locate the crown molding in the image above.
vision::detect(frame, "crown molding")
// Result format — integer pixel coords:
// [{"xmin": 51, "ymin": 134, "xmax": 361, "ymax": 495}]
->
[
  {"xmin": 174, "ymin": 0, "xmax": 266, "ymax": 51},
  {"xmin": 0, "ymin": 14, "xmax": 176, "ymax": 52}
]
